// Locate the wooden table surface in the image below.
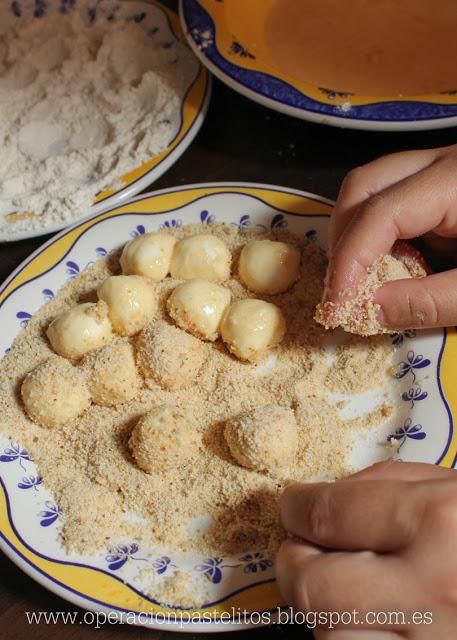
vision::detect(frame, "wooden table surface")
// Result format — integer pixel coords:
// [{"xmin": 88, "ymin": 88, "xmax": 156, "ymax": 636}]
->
[{"xmin": 2, "ymin": 3, "xmax": 457, "ymax": 637}]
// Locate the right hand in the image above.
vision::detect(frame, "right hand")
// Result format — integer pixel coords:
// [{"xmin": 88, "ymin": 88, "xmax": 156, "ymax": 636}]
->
[{"xmin": 323, "ymin": 144, "xmax": 457, "ymax": 330}]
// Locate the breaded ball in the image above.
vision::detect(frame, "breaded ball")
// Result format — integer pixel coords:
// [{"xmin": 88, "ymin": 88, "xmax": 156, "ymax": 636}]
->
[
  {"xmin": 136, "ymin": 322, "xmax": 206, "ymax": 390},
  {"xmin": 220, "ymin": 299, "xmax": 286, "ymax": 362},
  {"xmin": 21, "ymin": 356, "xmax": 91, "ymax": 428},
  {"xmin": 83, "ymin": 339, "xmax": 141, "ymax": 406},
  {"xmin": 129, "ymin": 405, "xmax": 195, "ymax": 474},
  {"xmin": 97, "ymin": 275, "xmax": 157, "ymax": 337},
  {"xmin": 224, "ymin": 405, "xmax": 298, "ymax": 473},
  {"xmin": 239, "ymin": 239, "xmax": 301, "ymax": 294},
  {"xmin": 167, "ymin": 279, "xmax": 231, "ymax": 341},
  {"xmin": 47, "ymin": 301, "xmax": 113, "ymax": 360},
  {"xmin": 120, "ymin": 232, "xmax": 176, "ymax": 281},
  {"xmin": 170, "ymin": 234, "xmax": 231, "ymax": 283}
]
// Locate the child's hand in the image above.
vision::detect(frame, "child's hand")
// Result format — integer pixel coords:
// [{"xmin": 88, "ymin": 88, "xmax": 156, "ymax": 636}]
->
[
  {"xmin": 325, "ymin": 145, "xmax": 457, "ymax": 329},
  {"xmin": 276, "ymin": 462, "xmax": 457, "ymax": 638}
]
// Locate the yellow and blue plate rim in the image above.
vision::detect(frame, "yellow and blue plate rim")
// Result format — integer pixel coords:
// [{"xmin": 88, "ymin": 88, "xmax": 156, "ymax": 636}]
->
[{"xmin": 1, "ymin": 183, "xmax": 456, "ymax": 630}]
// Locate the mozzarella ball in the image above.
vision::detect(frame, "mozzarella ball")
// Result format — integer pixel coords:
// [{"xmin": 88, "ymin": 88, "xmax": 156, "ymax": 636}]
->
[
  {"xmin": 220, "ymin": 299, "xmax": 286, "ymax": 362},
  {"xmin": 21, "ymin": 356, "xmax": 91, "ymax": 428},
  {"xmin": 47, "ymin": 301, "xmax": 113, "ymax": 360},
  {"xmin": 120, "ymin": 232, "xmax": 176, "ymax": 281},
  {"xmin": 167, "ymin": 279, "xmax": 231, "ymax": 341},
  {"xmin": 224, "ymin": 405, "xmax": 298, "ymax": 473},
  {"xmin": 97, "ymin": 275, "xmax": 157, "ymax": 337},
  {"xmin": 239, "ymin": 239, "xmax": 301, "ymax": 294},
  {"xmin": 136, "ymin": 322, "xmax": 207, "ymax": 390},
  {"xmin": 83, "ymin": 339, "xmax": 141, "ymax": 406},
  {"xmin": 129, "ymin": 405, "xmax": 195, "ymax": 474},
  {"xmin": 170, "ymin": 234, "xmax": 231, "ymax": 283}
]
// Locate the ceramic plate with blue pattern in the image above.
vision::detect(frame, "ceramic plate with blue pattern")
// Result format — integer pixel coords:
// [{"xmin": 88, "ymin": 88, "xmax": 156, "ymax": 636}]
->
[
  {"xmin": 1, "ymin": 0, "xmax": 211, "ymax": 241},
  {"xmin": 180, "ymin": 0, "xmax": 457, "ymax": 131},
  {"xmin": 1, "ymin": 183, "xmax": 456, "ymax": 630}
]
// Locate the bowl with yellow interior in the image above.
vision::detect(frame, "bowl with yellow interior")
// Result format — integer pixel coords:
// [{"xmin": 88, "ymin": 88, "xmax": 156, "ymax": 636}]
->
[{"xmin": 181, "ymin": 0, "xmax": 457, "ymax": 131}]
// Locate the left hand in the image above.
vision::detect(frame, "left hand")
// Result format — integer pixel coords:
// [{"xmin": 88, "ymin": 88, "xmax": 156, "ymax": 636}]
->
[{"xmin": 276, "ymin": 461, "xmax": 457, "ymax": 639}]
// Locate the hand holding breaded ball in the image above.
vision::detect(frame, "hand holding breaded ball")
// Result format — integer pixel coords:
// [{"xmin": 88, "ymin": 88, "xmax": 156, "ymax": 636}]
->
[
  {"xmin": 47, "ymin": 301, "xmax": 113, "ymax": 360},
  {"xmin": 83, "ymin": 339, "xmax": 141, "ymax": 406},
  {"xmin": 239, "ymin": 239, "xmax": 301, "ymax": 295},
  {"xmin": 220, "ymin": 298, "xmax": 286, "ymax": 362},
  {"xmin": 129, "ymin": 405, "xmax": 196, "ymax": 474},
  {"xmin": 120, "ymin": 232, "xmax": 176, "ymax": 281},
  {"xmin": 136, "ymin": 322, "xmax": 207, "ymax": 390},
  {"xmin": 97, "ymin": 275, "xmax": 157, "ymax": 337},
  {"xmin": 224, "ymin": 405, "xmax": 298, "ymax": 473},
  {"xmin": 21, "ymin": 356, "xmax": 91, "ymax": 428},
  {"xmin": 167, "ymin": 279, "xmax": 231, "ymax": 341},
  {"xmin": 170, "ymin": 234, "xmax": 231, "ymax": 283}
]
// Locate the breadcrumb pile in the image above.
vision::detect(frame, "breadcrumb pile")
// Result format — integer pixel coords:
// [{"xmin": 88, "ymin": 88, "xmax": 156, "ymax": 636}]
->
[{"xmin": 0, "ymin": 224, "xmax": 396, "ymax": 559}]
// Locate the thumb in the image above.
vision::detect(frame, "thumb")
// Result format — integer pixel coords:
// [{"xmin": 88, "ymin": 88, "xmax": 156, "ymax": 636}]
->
[{"xmin": 374, "ymin": 269, "xmax": 457, "ymax": 330}]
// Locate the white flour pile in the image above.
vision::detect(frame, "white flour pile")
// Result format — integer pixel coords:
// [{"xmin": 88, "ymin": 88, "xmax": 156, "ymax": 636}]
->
[{"xmin": 0, "ymin": 6, "xmax": 198, "ymax": 238}]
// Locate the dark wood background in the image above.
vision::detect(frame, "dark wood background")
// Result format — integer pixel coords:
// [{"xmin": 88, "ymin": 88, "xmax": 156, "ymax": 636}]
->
[{"xmin": 2, "ymin": 1, "xmax": 457, "ymax": 637}]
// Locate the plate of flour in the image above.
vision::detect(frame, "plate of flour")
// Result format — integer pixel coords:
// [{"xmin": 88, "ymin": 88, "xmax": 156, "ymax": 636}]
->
[
  {"xmin": 0, "ymin": 182, "xmax": 456, "ymax": 630},
  {"xmin": 0, "ymin": 0, "xmax": 211, "ymax": 242}
]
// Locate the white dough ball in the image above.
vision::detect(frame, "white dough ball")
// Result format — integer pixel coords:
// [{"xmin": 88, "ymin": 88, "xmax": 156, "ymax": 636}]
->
[
  {"xmin": 224, "ymin": 405, "xmax": 298, "ymax": 473},
  {"xmin": 136, "ymin": 322, "xmax": 207, "ymax": 390},
  {"xmin": 120, "ymin": 232, "xmax": 176, "ymax": 281},
  {"xmin": 97, "ymin": 275, "xmax": 157, "ymax": 337},
  {"xmin": 129, "ymin": 405, "xmax": 195, "ymax": 474},
  {"xmin": 167, "ymin": 279, "xmax": 231, "ymax": 341},
  {"xmin": 170, "ymin": 234, "xmax": 231, "ymax": 283},
  {"xmin": 239, "ymin": 239, "xmax": 301, "ymax": 294},
  {"xmin": 220, "ymin": 299, "xmax": 286, "ymax": 362},
  {"xmin": 47, "ymin": 301, "xmax": 113, "ymax": 360},
  {"xmin": 83, "ymin": 339, "xmax": 141, "ymax": 406},
  {"xmin": 21, "ymin": 356, "xmax": 91, "ymax": 428}
]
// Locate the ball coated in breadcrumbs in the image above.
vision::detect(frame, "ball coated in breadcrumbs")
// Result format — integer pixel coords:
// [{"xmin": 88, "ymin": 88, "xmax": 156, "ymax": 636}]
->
[
  {"xmin": 136, "ymin": 322, "xmax": 207, "ymax": 390},
  {"xmin": 83, "ymin": 339, "xmax": 141, "ymax": 406},
  {"xmin": 224, "ymin": 404, "xmax": 298, "ymax": 473},
  {"xmin": 129, "ymin": 405, "xmax": 195, "ymax": 474},
  {"xmin": 21, "ymin": 356, "xmax": 91, "ymax": 428}
]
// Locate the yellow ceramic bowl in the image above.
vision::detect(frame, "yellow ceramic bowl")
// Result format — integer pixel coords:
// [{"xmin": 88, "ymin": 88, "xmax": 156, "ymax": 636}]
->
[{"xmin": 181, "ymin": 0, "xmax": 457, "ymax": 131}]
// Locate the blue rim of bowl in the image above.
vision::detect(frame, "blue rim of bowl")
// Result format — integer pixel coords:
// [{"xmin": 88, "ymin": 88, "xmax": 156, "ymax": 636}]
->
[{"xmin": 180, "ymin": 0, "xmax": 457, "ymax": 125}]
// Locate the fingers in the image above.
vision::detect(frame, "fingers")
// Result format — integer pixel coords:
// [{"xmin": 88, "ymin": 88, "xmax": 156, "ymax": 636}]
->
[
  {"xmin": 329, "ymin": 148, "xmax": 441, "ymax": 254},
  {"xmin": 375, "ymin": 268, "xmax": 457, "ymax": 329},
  {"xmin": 325, "ymin": 158, "xmax": 457, "ymax": 303},
  {"xmin": 346, "ymin": 461, "xmax": 455, "ymax": 482},
  {"xmin": 280, "ymin": 479, "xmax": 423, "ymax": 551},
  {"xmin": 276, "ymin": 538, "xmax": 416, "ymax": 629}
]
